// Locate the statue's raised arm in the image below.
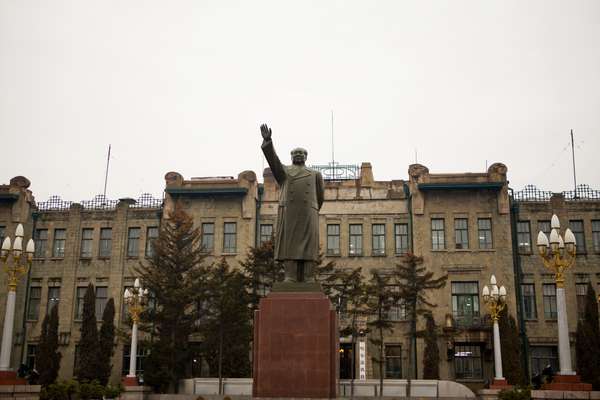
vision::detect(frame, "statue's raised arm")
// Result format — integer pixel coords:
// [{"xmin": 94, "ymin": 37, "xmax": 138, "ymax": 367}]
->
[{"xmin": 260, "ymin": 124, "xmax": 286, "ymax": 185}]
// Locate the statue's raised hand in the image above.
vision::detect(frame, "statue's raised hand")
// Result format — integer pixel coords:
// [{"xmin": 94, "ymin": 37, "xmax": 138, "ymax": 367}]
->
[{"xmin": 260, "ymin": 124, "xmax": 272, "ymax": 141}]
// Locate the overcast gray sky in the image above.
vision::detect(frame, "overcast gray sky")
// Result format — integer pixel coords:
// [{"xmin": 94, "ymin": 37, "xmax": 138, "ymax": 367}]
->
[{"xmin": 1, "ymin": 0, "xmax": 599, "ymax": 203}]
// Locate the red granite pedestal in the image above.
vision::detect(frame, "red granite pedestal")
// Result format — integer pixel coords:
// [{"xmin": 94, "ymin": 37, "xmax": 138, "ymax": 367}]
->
[
  {"xmin": 489, "ymin": 378, "xmax": 512, "ymax": 390},
  {"xmin": 0, "ymin": 371, "xmax": 26, "ymax": 385},
  {"xmin": 252, "ymin": 291, "xmax": 338, "ymax": 398},
  {"xmin": 542, "ymin": 374, "xmax": 593, "ymax": 391},
  {"xmin": 122, "ymin": 376, "xmax": 139, "ymax": 387}
]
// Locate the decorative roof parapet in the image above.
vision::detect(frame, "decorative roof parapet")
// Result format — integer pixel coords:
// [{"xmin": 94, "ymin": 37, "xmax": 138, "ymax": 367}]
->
[{"xmin": 513, "ymin": 184, "xmax": 600, "ymax": 202}]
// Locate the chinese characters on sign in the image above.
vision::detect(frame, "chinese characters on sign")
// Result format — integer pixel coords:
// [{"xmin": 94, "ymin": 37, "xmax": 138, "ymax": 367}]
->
[{"xmin": 359, "ymin": 341, "xmax": 366, "ymax": 380}]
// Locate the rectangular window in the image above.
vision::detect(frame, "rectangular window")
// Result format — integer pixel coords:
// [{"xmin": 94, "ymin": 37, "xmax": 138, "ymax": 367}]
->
[
  {"xmin": 570, "ymin": 220, "xmax": 586, "ymax": 254},
  {"xmin": 26, "ymin": 344, "xmax": 37, "ymax": 370},
  {"xmin": 530, "ymin": 346, "xmax": 558, "ymax": 377},
  {"xmin": 387, "ymin": 299, "xmax": 407, "ymax": 321},
  {"xmin": 95, "ymin": 287, "xmax": 108, "ymax": 319},
  {"xmin": 454, "ymin": 218, "xmax": 469, "ymax": 249},
  {"xmin": 592, "ymin": 220, "xmax": 600, "ymax": 253},
  {"xmin": 80, "ymin": 228, "xmax": 93, "ymax": 258},
  {"xmin": 431, "ymin": 219, "xmax": 445, "ymax": 250},
  {"xmin": 543, "ymin": 284, "xmax": 557, "ymax": 319},
  {"xmin": 99, "ymin": 228, "xmax": 112, "ymax": 258},
  {"xmin": 201, "ymin": 223, "xmax": 214, "ymax": 252},
  {"xmin": 127, "ymin": 227, "xmax": 141, "ymax": 257},
  {"xmin": 145, "ymin": 227, "xmax": 159, "ymax": 257},
  {"xmin": 223, "ymin": 222, "xmax": 237, "ymax": 253},
  {"xmin": 259, "ymin": 224, "xmax": 273, "ymax": 245},
  {"xmin": 122, "ymin": 345, "xmax": 148, "ymax": 376},
  {"xmin": 372, "ymin": 224, "xmax": 386, "ymax": 256},
  {"xmin": 75, "ymin": 287, "xmax": 86, "ymax": 320},
  {"xmin": 47, "ymin": 287, "xmax": 60, "ymax": 314},
  {"xmin": 52, "ymin": 229, "xmax": 66, "ymax": 258},
  {"xmin": 477, "ymin": 218, "xmax": 493, "ymax": 249},
  {"xmin": 451, "ymin": 282, "xmax": 480, "ymax": 327},
  {"xmin": 349, "ymin": 224, "xmax": 363, "ymax": 256},
  {"xmin": 122, "ymin": 285, "xmax": 132, "ymax": 322},
  {"xmin": 454, "ymin": 344, "xmax": 483, "ymax": 379},
  {"xmin": 394, "ymin": 223, "xmax": 409, "ymax": 254},
  {"xmin": 538, "ymin": 220, "xmax": 551, "ymax": 237},
  {"xmin": 521, "ymin": 284, "xmax": 537, "ymax": 320},
  {"xmin": 34, "ymin": 229, "xmax": 48, "ymax": 258},
  {"xmin": 384, "ymin": 344, "xmax": 402, "ymax": 378},
  {"xmin": 326, "ymin": 224, "xmax": 340, "ymax": 255},
  {"xmin": 517, "ymin": 221, "xmax": 531, "ymax": 254},
  {"xmin": 27, "ymin": 287, "xmax": 41, "ymax": 320},
  {"xmin": 0, "ymin": 226, "xmax": 4, "ymax": 247},
  {"xmin": 576, "ymin": 283, "xmax": 588, "ymax": 320}
]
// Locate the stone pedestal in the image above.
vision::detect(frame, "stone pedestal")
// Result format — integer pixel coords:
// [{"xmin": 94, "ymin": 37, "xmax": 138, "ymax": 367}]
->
[
  {"xmin": 490, "ymin": 378, "xmax": 512, "ymax": 390},
  {"xmin": 252, "ymin": 291, "xmax": 338, "ymax": 398},
  {"xmin": 121, "ymin": 376, "xmax": 139, "ymax": 387},
  {"xmin": 542, "ymin": 374, "xmax": 593, "ymax": 391}
]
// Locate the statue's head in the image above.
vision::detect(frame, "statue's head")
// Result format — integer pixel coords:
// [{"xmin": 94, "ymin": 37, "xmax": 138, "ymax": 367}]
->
[{"xmin": 291, "ymin": 147, "xmax": 307, "ymax": 165}]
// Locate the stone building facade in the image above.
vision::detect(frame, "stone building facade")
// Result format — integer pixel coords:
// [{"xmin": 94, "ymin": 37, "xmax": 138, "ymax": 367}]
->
[{"xmin": 0, "ymin": 163, "xmax": 598, "ymax": 390}]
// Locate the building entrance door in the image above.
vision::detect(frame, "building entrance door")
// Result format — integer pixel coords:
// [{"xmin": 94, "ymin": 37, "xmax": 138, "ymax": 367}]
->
[{"xmin": 339, "ymin": 343, "xmax": 355, "ymax": 379}]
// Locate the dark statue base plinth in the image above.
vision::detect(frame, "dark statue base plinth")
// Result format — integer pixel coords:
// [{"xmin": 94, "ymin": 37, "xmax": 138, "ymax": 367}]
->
[
  {"xmin": 122, "ymin": 376, "xmax": 139, "ymax": 387},
  {"xmin": 252, "ymin": 291, "xmax": 338, "ymax": 398},
  {"xmin": 489, "ymin": 378, "xmax": 511, "ymax": 389}
]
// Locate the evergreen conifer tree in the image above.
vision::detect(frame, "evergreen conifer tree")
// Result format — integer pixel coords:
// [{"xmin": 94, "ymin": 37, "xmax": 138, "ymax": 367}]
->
[
  {"xmin": 76, "ymin": 283, "xmax": 99, "ymax": 382},
  {"xmin": 97, "ymin": 298, "xmax": 115, "ymax": 386},
  {"xmin": 393, "ymin": 253, "xmax": 447, "ymax": 381},
  {"xmin": 37, "ymin": 304, "xmax": 61, "ymax": 386},
  {"xmin": 498, "ymin": 306, "xmax": 527, "ymax": 385},
  {"xmin": 575, "ymin": 283, "xmax": 600, "ymax": 389},
  {"xmin": 239, "ymin": 240, "xmax": 284, "ymax": 312},
  {"xmin": 201, "ymin": 257, "xmax": 252, "ymax": 394},
  {"xmin": 135, "ymin": 202, "xmax": 207, "ymax": 393},
  {"xmin": 365, "ymin": 270, "xmax": 395, "ymax": 396},
  {"xmin": 422, "ymin": 312, "xmax": 439, "ymax": 379}
]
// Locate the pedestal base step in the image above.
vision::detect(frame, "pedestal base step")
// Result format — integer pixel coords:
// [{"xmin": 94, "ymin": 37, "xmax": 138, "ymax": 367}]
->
[
  {"xmin": 0, "ymin": 371, "xmax": 26, "ymax": 385},
  {"xmin": 542, "ymin": 374, "xmax": 593, "ymax": 391},
  {"xmin": 490, "ymin": 378, "xmax": 512, "ymax": 389}
]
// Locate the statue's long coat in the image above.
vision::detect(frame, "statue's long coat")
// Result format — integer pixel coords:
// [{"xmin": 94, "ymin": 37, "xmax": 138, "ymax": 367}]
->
[{"xmin": 262, "ymin": 139, "xmax": 324, "ymax": 261}]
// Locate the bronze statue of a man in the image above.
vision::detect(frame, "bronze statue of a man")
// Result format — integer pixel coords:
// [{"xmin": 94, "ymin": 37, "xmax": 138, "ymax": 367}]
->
[{"xmin": 260, "ymin": 124, "xmax": 324, "ymax": 282}]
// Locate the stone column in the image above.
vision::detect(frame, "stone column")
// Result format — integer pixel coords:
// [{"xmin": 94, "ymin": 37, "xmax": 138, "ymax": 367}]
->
[
  {"xmin": 493, "ymin": 319, "xmax": 503, "ymax": 380},
  {"xmin": 0, "ymin": 290, "xmax": 16, "ymax": 370},
  {"xmin": 556, "ymin": 287, "xmax": 574, "ymax": 375},
  {"xmin": 127, "ymin": 321, "xmax": 138, "ymax": 378}
]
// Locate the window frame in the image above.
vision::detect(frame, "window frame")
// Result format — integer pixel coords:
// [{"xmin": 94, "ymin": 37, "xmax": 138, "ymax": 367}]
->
[
  {"xmin": 74, "ymin": 287, "xmax": 86, "ymax": 320},
  {"xmin": 371, "ymin": 223, "xmax": 386, "ymax": 256},
  {"xmin": 145, "ymin": 226, "xmax": 159, "ymax": 258},
  {"xmin": 27, "ymin": 286, "xmax": 42, "ymax": 321},
  {"xmin": 95, "ymin": 286, "xmax": 108, "ymax": 319},
  {"xmin": 47, "ymin": 286, "xmax": 60, "ymax": 314},
  {"xmin": 223, "ymin": 222, "xmax": 237, "ymax": 253},
  {"xmin": 431, "ymin": 218, "xmax": 445, "ymax": 250},
  {"xmin": 517, "ymin": 221, "xmax": 532, "ymax": 254},
  {"xmin": 569, "ymin": 220, "xmax": 586, "ymax": 254},
  {"xmin": 477, "ymin": 218, "xmax": 493, "ymax": 249},
  {"xmin": 454, "ymin": 344, "xmax": 483, "ymax": 380},
  {"xmin": 259, "ymin": 224, "xmax": 273, "ymax": 245},
  {"xmin": 384, "ymin": 344, "xmax": 402, "ymax": 378},
  {"xmin": 34, "ymin": 228, "xmax": 48, "ymax": 259},
  {"xmin": 80, "ymin": 228, "xmax": 93, "ymax": 259},
  {"xmin": 201, "ymin": 223, "xmax": 214, "ymax": 253},
  {"xmin": 127, "ymin": 227, "xmax": 141, "ymax": 258},
  {"xmin": 542, "ymin": 283, "xmax": 557, "ymax": 320},
  {"xmin": 326, "ymin": 224, "xmax": 341, "ymax": 256},
  {"xmin": 592, "ymin": 220, "xmax": 600, "ymax": 253},
  {"xmin": 349, "ymin": 224, "xmax": 363, "ymax": 256},
  {"xmin": 52, "ymin": 228, "xmax": 66, "ymax": 258},
  {"xmin": 98, "ymin": 228, "xmax": 112, "ymax": 258},
  {"xmin": 521, "ymin": 283, "xmax": 537, "ymax": 320},
  {"xmin": 454, "ymin": 218, "xmax": 469, "ymax": 249},
  {"xmin": 451, "ymin": 282, "xmax": 480, "ymax": 327},
  {"xmin": 394, "ymin": 223, "xmax": 409, "ymax": 255}
]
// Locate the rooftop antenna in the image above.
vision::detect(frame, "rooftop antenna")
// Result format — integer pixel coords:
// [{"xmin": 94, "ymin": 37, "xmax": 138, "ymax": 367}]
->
[
  {"xmin": 570, "ymin": 129, "xmax": 578, "ymax": 198},
  {"xmin": 103, "ymin": 144, "xmax": 111, "ymax": 200},
  {"xmin": 331, "ymin": 110, "xmax": 335, "ymax": 180}
]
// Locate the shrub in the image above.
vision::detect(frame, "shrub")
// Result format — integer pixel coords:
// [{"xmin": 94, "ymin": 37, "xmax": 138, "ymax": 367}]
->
[
  {"xmin": 40, "ymin": 380, "xmax": 78, "ymax": 400},
  {"xmin": 498, "ymin": 386, "xmax": 531, "ymax": 400},
  {"xmin": 78, "ymin": 380, "xmax": 105, "ymax": 400}
]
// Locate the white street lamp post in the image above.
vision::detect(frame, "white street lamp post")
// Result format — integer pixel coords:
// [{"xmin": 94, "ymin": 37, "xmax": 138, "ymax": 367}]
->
[
  {"xmin": 536, "ymin": 214, "xmax": 576, "ymax": 375},
  {"xmin": 0, "ymin": 224, "xmax": 34, "ymax": 373},
  {"xmin": 482, "ymin": 275, "xmax": 507, "ymax": 385},
  {"xmin": 124, "ymin": 278, "xmax": 148, "ymax": 383}
]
